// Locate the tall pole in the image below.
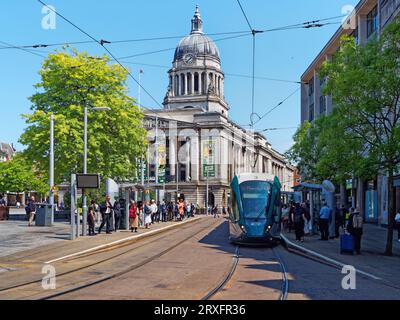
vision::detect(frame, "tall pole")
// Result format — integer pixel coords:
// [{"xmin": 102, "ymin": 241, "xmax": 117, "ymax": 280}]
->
[
  {"xmin": 139, "ymin": 70, "xmax": 145, "ymax": 188},
  {"xmin": 155, "ymin": 116, "xmax": 159, "ymax": 203},
  {"xmin": 206, "ymin": 174, "xmax": 209, "ymax": 214},
  {"xmin": 50, "ymin": 114, "xmax": 55, "ymax": 225},
  {"xmin": 82, "ymin": 106, "xmax": 88, "ymax": 236}
]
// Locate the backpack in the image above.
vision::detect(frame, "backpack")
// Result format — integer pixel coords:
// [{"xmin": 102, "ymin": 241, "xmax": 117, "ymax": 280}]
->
[{"xmin": 353, "ymin": 214, "xmax": 363, "ymax": 229}]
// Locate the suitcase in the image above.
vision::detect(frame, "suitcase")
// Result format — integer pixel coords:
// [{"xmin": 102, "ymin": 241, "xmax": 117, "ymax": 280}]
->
[{"xmin": 340, "ymin": 233, "xmax": 354, "ymax": 255}]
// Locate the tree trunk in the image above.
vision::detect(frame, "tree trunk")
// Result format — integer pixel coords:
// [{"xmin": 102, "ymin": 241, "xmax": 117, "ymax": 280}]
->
[{"xmin": 384, "ymin": 169, "xmax": 395, "ymax": 256}]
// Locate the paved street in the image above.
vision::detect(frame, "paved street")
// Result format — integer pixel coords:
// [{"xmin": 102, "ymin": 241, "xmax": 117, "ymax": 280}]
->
[{"xmin": 1, "ymin": 217, "xmax": 399, "ymax": 300}]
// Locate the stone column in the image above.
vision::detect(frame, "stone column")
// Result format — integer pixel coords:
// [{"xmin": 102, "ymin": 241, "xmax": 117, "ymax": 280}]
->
[
  {"xmin": 199, "ymin": 73, "xmax": 202, "ymax": 95},
  {"xmin": 184, "ymin": 73, "xmax": 188, "ymax": 95}
]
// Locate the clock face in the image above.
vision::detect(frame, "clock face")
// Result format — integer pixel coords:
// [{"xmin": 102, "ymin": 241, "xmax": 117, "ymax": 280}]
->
[{"xmin": 183, "ymin": 53, "xmax": 195, "ymax": 65}]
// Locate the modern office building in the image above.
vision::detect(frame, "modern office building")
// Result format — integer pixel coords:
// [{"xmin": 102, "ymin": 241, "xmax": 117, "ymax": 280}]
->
[{"xmin": 300, "ymin": 0, "xmax": 400, "ymax": 225}]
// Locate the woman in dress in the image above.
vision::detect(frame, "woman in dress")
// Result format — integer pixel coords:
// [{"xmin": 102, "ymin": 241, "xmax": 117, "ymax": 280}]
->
[
  {"xmin": 129, "ymin": 200, "xmax": 139, "ymax": 233},
  {"xmin": 144, "ymin": 201, "xmax": 152, "ymax": 229}
]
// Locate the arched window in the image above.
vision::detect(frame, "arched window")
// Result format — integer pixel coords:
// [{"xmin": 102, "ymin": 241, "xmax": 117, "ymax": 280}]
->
[
  {"xmin": 187, "ymin": 73, "xmax": 192, "ymax": 95},
  {"xmin": 194, "ymin": 73, "xmax": 199, "ymax": 93},
  {"xmin": 174, "ymin": 75, "xmax": 179, "ymax": 96},
  {"xmin": 202, "ymin": 72, "xmax": 206, "ymax": 94},
  {"xmin": 181, "ymin": 74, "xmax": 185, "ymax": 95}
]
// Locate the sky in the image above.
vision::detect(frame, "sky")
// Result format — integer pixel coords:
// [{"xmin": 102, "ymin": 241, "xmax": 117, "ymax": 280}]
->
[{"xmin": 0, "ymin": 0, "xmax": 358, "ymax": 154}]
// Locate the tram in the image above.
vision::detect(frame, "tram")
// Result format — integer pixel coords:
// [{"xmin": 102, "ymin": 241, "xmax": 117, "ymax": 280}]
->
[{"xmin": 228, "ymin": 173, "xmax": 282, "ymax": 245}]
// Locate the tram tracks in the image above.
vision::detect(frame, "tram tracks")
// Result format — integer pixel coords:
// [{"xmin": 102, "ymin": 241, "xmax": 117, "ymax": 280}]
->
[
  {"xmin": 202, "ymin": 245, "xmax": 289, "ymax": 301},
  {"xmin": 0, "ymin": 218, "xmax": 218, "ymax": 300}
]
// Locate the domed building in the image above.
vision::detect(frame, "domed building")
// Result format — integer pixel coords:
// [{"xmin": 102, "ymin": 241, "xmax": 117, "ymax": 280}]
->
[
  {"xmin": 142, "ymin": 7, "xmax": 296, "ymax": 208},
  {"xmin": 163, "ymin": 6, "xmax": 228, "ymax": 116}
]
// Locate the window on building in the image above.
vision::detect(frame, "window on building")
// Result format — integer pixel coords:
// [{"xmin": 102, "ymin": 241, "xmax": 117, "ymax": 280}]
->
[
  {"xmin": 309, "ymin": 103, "xmax": 314, "ymax": 122},
  {"xmin": 320, "ymin": 96, "xmax": 327, "ymax": 116},
  {"xmin": 367, "ymin": 6, "xmax": 378, "ymax": 39},
  {"xmin": 308, "ymin": 79, "xmax": 314, "ymax": 96}
]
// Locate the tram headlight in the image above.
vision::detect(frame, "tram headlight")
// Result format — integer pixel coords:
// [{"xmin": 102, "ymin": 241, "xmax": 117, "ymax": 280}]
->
[{"xmin": 240, "ymin": 225, "xmax": 247, "ymax": 233}]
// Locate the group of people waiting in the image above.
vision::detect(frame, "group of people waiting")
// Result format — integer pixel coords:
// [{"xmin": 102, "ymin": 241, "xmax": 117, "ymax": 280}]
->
[{"xmin": 281, "ymin": 201, "xmax": 373, "ymax": 254}]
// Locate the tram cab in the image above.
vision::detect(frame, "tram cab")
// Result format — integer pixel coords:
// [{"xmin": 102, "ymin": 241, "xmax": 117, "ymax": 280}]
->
[{"xmin": 228, "ymin": 173, "xmax": 282, "ymax": 245}]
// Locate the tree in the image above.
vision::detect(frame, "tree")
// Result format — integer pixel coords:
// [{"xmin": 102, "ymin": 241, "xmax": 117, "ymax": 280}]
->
[
  {"xmin": 320, "ymin": 18, "xmax": 400, "ymax": 256},
  {"xmin": 0, "ymin": 153, "xmax": 47, "ymax": 195},
  {"xmin": 19, "ymin": 49, "xmax": 147, "ymax": 186}
]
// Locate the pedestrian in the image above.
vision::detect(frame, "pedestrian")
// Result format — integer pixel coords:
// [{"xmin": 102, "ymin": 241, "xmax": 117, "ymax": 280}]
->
[
  {"xmin": 88, "ymin": 200, "xmax": 97, "ymax": 236},
  {"xmin": 347, "ymin": 208, "xmax": 364, "ymax": 255},
  {"xmin": 186, "ymin": 202, "xmax": 191, "ymax": 219},
  {"xmin": 94, "ymin": 200, "xmax": 101, "ymax": 227},
  {"xmin": 335, "ymin": 205, "xmax": 346, "ymax": 238},
  {"xmin": 129, "ymin": 200, "xmax": 139, "ymax": 233},
  {"xmin": 167, "ymin": 202, "xmax": 173, "ymax": 221},
  {"xmin": 144, "ymin": 201, "xmax": 152, "ymax": 229},
  {"xmin": 213, "ymin": 205, "xmax": 219, "ymax": 218},
  {"xmin": 281, "ymin": 204, "xmax": 290, "ymax": 232},
  {"xmin": 99, "ymin": 195, "xmax": 113, "ymax": 234},
  {"xmin": 113, "ymin": 198, "xmax": 121, "ymax": 232},
  {"xmin": 288, "ymin": 201, "xmax": 295, "ymax": 233},
  {"xmin": 155, "ymin": 201, "xmax": 161, "ymax": 223},
  {"xmin": 160, "ymin": 201, "xmax": 167, "ymax": 222},
  {"xmin": 0, "ymin": 196, "xmax": 6, "ymax": 207},
  {"xmin": 395, "ymin": 211, "xmax": 400, "ymax": 243},
  {"xmin": 302, "ymin": 202, "xmax": 311, "ymax": 235},
  {"xmin": 27, "ymin": 196, "xmax": 36, "ymax": 227},
  {"xmin": 319, "ymin": 202, "xmax": 332, "ymax": 241},
  {"xmin": 292, "ymin": 203, "xmax": 305, "ymax": 242},
  {"xmin": 150, "ymin": 200, "xmax": 158, "ymax": 224},
  {"xmin": 178, "ymin": 200, "xmax": 185, "ymax": 221}
]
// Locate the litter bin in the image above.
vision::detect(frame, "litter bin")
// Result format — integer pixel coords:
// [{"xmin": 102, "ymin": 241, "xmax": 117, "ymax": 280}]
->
[{"xmin": 35, "ymin": 204, "xmax": 53, "ymax": 226}]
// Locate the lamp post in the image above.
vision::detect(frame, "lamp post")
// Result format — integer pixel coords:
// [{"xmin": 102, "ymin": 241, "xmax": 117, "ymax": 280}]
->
[
  {"xmin": 82, "ymin": 106, "xmax": 111, "ymax": 236},
  {"xmin": 50, "ymin": 114, "xmax": 55, "ymax": 225}
]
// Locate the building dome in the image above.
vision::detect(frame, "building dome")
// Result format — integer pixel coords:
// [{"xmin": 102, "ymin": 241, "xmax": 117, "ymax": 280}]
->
[{"xmin": 173, "ymin": 6, "xmax": 220, "ymax": 62}]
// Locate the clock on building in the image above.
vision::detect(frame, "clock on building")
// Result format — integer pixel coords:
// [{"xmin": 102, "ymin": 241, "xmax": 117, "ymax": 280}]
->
[{"xmin": 183, "ymin": 53, "xmax": 195, "ymax": 65}]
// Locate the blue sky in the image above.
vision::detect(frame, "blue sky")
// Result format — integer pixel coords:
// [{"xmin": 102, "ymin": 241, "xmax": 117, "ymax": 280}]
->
[{"xmin": 1, "ymin": 0, "xmax": 358, "ymax": 153}]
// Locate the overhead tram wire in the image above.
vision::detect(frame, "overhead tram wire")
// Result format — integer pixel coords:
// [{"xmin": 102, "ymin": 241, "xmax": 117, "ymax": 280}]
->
[
  {"xmin": 36, "ymin": 0, "xmax": 176, "ymax": 122},
  {"xmin": 252, "ymin": 87, "xmax": 301, "ymax": 127},
  {"xmin": 0, "ymin": 14, "xmax": 344, "ymax": 53},
  {"xmin": 0, "ymin": 31, "xmax": 251, "ymax": 51},
  {"xmin": 0, "ymin": 40, "xmax": 46, "ymax": 59},
  {"xmin": 236, "ymin": 0, "xmax": 260, "ymax": 129}
]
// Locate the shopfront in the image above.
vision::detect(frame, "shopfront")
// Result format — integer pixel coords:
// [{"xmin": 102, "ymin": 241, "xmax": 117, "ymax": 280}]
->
[{"xmin": 365, "ymin": 179, "xmax": 378, "ymax": 224}]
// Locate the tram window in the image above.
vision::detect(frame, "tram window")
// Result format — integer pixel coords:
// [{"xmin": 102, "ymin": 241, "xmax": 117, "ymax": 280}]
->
[{"xmin": 240, "ymin": 181, "xmax": 271, "ymax": 219}]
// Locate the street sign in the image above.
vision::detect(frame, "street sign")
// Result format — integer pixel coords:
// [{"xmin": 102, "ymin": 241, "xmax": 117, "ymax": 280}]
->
[
  {"xmin": 76, "ymin": 174, "xmax": 100, "ymax": 189},
  {"xmin": 203, "ymin": 164, "xmax": 215, "ymax": 178}
]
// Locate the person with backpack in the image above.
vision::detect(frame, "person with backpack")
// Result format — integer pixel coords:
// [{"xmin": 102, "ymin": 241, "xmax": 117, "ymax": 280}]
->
[
  {"xmin": 88, "ymin": 200, "xmax": 97, "ymax": 236},
  {"xmin": 347, "ymin": 208, "xmax": 364, "ymax": 255},
  {"xmin": 302, "ymin": 202, "xmax": 311, "ymax": 235},
  {"xmin": 292, "ymin": 203, "xmax": 306, "ymax": 242},
  {"xmin": 395, "ymin": 212, "xmax": 400, "ymax": 243}
]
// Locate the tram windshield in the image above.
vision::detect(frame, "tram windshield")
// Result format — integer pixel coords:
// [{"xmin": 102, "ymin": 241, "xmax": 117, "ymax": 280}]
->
[{"xmin": 239, "ymin": 181, "xmax": 271, "ymax": 219}]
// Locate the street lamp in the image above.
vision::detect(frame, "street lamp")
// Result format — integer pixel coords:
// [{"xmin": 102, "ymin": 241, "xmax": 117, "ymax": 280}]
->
[{"xmin": 82, "ymin": 106, "xmax": 111, "ymax": 236}]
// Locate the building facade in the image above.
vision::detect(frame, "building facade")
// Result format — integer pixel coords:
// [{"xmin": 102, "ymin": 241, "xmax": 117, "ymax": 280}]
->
[
  {"xmin": 300, "ymin": 0, "xmax": 400, "ymax": 225},
  {"xmin": 0, "ymin": 143, "xmax": 15, "ymax": 162},
  {"xmin": 142, "ymin": 7, "xmax": 296, "ymax": 209}
]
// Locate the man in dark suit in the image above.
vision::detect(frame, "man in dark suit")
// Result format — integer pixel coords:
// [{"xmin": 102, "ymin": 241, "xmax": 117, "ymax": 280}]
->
[
  {"xmin": 113, "ymin": 198, "xmax": 121, "ymax": 232},
  {"xmin": 99, "ymin": 195, "xmax": 113, "ymax": 234}
]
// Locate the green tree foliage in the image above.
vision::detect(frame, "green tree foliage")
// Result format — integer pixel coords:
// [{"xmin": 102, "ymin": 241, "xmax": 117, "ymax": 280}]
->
[
  {"xmin": 320, "ymin": 19, "xmax": 400, "ymax": 256},
  {"xmin": 19, "ymin": 49, "xmax": 147, "ymax": 185},
  {"xmin": 0, "ymin": 153, "xmax": 47, "ymax": 194}
]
